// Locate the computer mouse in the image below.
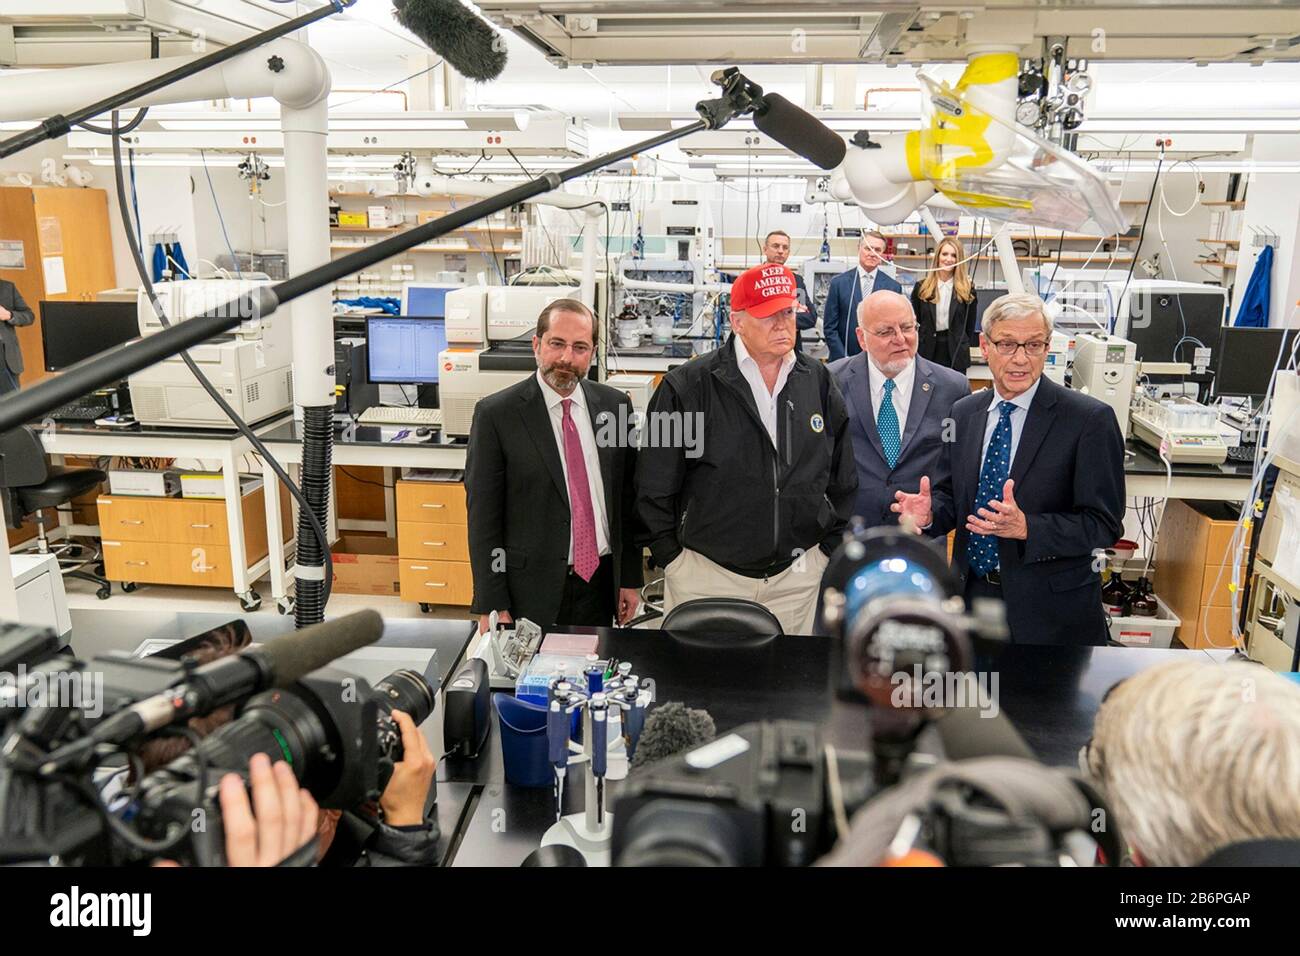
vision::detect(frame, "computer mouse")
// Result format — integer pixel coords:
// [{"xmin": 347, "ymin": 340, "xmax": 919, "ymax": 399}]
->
[{"xmin": 416, "ymin": 427, "xmax": 433, "ymax": 438}]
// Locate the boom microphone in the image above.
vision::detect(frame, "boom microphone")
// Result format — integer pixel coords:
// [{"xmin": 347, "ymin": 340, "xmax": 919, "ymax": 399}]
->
[
  {"xmin": 55, "ymin": 610, "xmax": 386, "ymax": 760},
  {"xmin": 393, "ymin": 0, "xmax": 508, "ymax": 82},
  {"xmin": 752, "ymin": 93, "xmax": 847, "ymax": 170},
  {"xmin": 629, "ymin": 702, "xmax": 716, "ymax": 770}
]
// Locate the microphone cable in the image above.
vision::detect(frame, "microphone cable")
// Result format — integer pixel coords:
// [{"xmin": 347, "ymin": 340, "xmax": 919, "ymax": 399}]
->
[{"xmin": 107, "ymin": 110, "xmax": 333, "ymax": 609}]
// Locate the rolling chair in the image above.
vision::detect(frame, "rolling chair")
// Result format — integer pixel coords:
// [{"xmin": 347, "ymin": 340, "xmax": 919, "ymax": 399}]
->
[
  {"xmin": 661, "ymin": 597, "xmax": 784, "ymax": 640},
  {"xmin": 1, "ymin": 426, "xmax": 111, "ymax": 600}
]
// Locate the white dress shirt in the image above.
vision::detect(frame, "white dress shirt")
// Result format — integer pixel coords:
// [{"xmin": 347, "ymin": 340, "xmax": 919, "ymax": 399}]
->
[
  {"xmin": 867, "ymin": 355, "xmax": 916, "ymax": 428},
  {"xmin": 935, "ymin": 278, "xmax": 953, "ymax": 332},
  {"xmin": 980, "ymin": 376, "xmax": 1042, "ymax": 468},
  {"xmin": 857, "ymin": 265, "xmax": 880, "ymax": 300},
  {"xmin": 734, "ymin": 334, "xmax": 796, "ymax": 448},
  {"xmin": 537, "ymin": 371, "xmax": 611, "ymax": 562}
]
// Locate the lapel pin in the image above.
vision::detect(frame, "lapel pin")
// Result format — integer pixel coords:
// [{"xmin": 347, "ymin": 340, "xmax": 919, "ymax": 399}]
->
[{"xmin": 921, "ymin": 382, "xmax": 931, "ymax": 392}]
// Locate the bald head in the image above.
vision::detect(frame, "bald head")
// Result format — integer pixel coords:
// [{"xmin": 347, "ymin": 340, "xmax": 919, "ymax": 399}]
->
[{"xmin": 855, "ymin": 289, "xmax": 918, "ymax": 376}]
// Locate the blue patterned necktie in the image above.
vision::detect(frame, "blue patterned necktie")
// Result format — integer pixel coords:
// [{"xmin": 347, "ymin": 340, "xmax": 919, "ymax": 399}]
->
[
  {"xmin": 877, "ymin": 378, "xmax": 901, "ymax": 470},
  {"xmin": 967, "ymin": 400, "xmax": 1015, "ymax": 577}
]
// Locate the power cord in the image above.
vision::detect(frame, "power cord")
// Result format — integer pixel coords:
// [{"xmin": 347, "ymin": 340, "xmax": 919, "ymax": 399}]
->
[{"xmin": 109, "ymin": 110, "xmax": 332, "ymax": 605}]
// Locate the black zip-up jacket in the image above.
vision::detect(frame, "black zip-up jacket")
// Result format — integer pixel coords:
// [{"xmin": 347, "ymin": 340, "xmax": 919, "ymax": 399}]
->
[{"xmin": 636, "ymin": 337, "xmax": 858, "ymax": 577}]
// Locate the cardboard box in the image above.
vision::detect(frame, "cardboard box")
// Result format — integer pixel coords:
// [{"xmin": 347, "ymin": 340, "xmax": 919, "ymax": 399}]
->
[
  {"xmin": 330, "ymin": 534, "xmax": 401, "ymax": 596},
  {"xmin": 338, "ymin": 211, "xmax": 368, "ymax": 227},
  {"xmin": 108, "ymin": 469, "xmax": 178, "ymax": 497},
  {"xmin": 416, "ymin": 210, "xmax": 445, "ymax": 225},
  {"xmin": 367, "ymin": 205, "xmax": 390, "ymax": 228}
]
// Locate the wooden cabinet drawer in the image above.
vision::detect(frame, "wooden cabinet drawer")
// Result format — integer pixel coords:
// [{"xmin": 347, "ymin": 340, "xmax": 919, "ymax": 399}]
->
[
  {"xmin": 399, "ymin": 559, "xmax": 472, "ymax": 606},
  {"xmin": 96, "ymin": 497, "xmax": 170, "ymax": 542},
  {"xmin": 396, "ymin": 482, "xmax": 466, "ymax": 525},
  {"xmin": 103, "ymin": 540, "xmax": 233, "ymax": 588},
  {"xmin": 168, "ymin": 499, "xmax": 231, "ymax": 546},
  {"xmin": 397, "ymin": 521, "xmax": 469, "ymax": 561}
]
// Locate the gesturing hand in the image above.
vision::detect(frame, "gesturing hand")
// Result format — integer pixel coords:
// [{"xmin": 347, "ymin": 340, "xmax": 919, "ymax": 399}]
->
[
  {"xmin": 966, "ymin": 479, "xmax": 1028, "ymax": 541},
  {"xmin": 891, "ymin": 475, "xmax": 933, "ymax": 534}
]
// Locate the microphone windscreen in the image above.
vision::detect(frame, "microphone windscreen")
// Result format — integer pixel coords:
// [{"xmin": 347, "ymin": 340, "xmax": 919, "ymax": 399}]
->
[
  {"xmin": 629, "ymin": 702, "xmax": 715, "ymax": 770},
  {"xmin": 259, "ymin": 609, "xmax": 385, "ymax": 686},
  {"xmin": 933, "ymin": 706, "xmax": 1036, "ymax": 762},
  {"xmin": 752, "ymin": 93, "xmax": 847, "ymax": 170},
  {"xmin": 392, "ymin": 0, "xmax": 507, "ymax": 82}
]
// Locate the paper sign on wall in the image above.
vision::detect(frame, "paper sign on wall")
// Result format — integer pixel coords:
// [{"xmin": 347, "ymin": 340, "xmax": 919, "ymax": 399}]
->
[
  {"xmin": 42, "ymin": 256, "xmax": 67, "ymax": 295},
  {"xmin": 37, "ymin": 216, "xmax": 63, "ymax": 255},
  {"xmin": 0, "ymin": 240, "xmax": 25, "ymax": 269}
]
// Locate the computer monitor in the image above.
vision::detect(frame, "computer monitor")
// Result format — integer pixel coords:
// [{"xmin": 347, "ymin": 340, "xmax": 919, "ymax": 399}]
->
[
  {"xmin": 1214, "ymin": 327, "xmax": 1300, "ymax": 400},
  {"xmin": 40, "ymin": 300, "xmax": 140, "ymax": 372},
  {"xmin": 1114, "ymin": 285, "xmax": 1225, "ymax": 365},
  {"xmin": 970, "ymin": 288, "xmax": 1006, "ymax": 338},
  {"xmin": 366, "ymin": 316, "xmax": 447, "ymax": 386},
  {"xmin": 401, "ymin": 283, "xmax": 457, "ymax": 318}
]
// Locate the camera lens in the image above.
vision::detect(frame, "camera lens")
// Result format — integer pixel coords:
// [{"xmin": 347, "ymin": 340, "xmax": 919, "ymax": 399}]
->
[{"xmin": 373, "ymin": 669, "xmax": 435, "ymax": 726}]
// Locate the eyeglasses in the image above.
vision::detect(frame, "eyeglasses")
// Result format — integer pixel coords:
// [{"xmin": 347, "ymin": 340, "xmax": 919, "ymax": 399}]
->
[
  {"xmin": 866, "ymin": 323, "xmax": 917, "ymax": 340},
  {"xmin": 989, "ymin": 338, "xmax": 1049, "ymax": 357}
]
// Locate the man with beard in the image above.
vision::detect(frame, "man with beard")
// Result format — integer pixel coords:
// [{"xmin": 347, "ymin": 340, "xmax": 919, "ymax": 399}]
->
[{"xmin": 466, "ymin": 298, "xmax": 643, "ymax": 631}]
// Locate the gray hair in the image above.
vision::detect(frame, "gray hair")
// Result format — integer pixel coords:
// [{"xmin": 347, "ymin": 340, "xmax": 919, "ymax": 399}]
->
[
  {"xmin": 1086, "ymin": 660, "xmax": 1300, "ymax": 866},
  {"xmin": 980, "ymin": 292, "xmax": 1053, "ymax": 338},
  {"xmin": 856, "ymin": 289, "xmax": 913, "ymax": 327}
]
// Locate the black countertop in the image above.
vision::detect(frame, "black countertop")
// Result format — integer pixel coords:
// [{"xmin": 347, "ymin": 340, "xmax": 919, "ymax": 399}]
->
[
  {"xmin": 36, "ymin": 412, "xmax": 291, "ymax": 441},
  {"xmin": 258, "ymin": 419, "xmax": 468, "ymax": 450},
  {"xmin": 445, "ymin": 626, "xmax": 1227, "ymax": 866}
]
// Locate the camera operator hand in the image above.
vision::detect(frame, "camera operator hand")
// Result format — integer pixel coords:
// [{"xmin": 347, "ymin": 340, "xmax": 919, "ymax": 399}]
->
[
  {"xmin": 153, "ymin": 753, "xmax": 319, "ymax": 867},
  {"xmin": 221, "ymin": 753, "xmax": 320, "ymax": 866},
  {"xmin": 378, "ymin": 710, "xmax": 436, "ymax": 827}
]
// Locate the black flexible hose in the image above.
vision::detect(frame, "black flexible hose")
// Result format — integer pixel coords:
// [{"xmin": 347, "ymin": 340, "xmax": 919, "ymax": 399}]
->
[
  {"xmin": 108, "ymin": 110, "xmax": 332, "ymax": 613},
  {"xmin": 294, "ymin": 406, "xmax": 333, "ymax": 628},
  {"xmin": 77, "ymin": 107, "xmax": 149, "ymax": 136}
]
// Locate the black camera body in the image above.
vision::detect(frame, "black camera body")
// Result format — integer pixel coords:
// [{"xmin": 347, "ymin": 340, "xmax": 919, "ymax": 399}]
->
[{"xmin": 612, "ymin": 721, "xmax": 873, "ymax": 867}]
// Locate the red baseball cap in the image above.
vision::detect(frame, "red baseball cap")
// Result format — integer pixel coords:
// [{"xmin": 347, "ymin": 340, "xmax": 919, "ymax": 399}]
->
[{"xmin": 730, "ymin": 263, "xmax": 798, "ymax": 318}]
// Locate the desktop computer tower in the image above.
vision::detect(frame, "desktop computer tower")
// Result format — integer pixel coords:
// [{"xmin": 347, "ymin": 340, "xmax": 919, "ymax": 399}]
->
[{"xmin": 335, "ymin": 339, "xmax": 379, "ymax": 419}]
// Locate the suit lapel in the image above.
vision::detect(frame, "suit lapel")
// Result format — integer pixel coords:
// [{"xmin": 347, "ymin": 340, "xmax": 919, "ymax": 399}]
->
[
  {"xmin": 519, "ymin": 376, "xmax": 568, "ymax": 502},
  {"xmin": 898, "ymin": 360, "xmax": 935, "ymax": 458},
  {"xmin": 961, "ymin": 389, "xmax": 995, "ymax": 508},
  {"xmin": 847, "ymin": 354, "xmax": 887, "ymax": 465},
  {"xmin": 1010, "ymin": 377, "xmax": 1060, "ymax": 484}
]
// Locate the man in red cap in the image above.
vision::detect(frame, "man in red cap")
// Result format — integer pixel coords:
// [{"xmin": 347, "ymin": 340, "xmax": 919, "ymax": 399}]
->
[{"xmin": 637, "ymin": 263, "xmax": 858, "ymax": 635}]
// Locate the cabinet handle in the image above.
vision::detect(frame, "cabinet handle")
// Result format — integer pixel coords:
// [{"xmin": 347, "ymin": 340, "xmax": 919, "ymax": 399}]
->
[
  {"xmin": 420, "ymin": 502, "xmax": 445, "ymax": 509},
  {"xmin": 120, "ymin": 519, "xmax": 144, "ymax": 525},
  {"xmin": 422, "ymin": 541, "xmax": 447, "ymax": 547},
  {"xmin": 190, "ymin": 523, "xmax": 213, "ymax": 529},
  {"xmin": 424, "ymin": 581, "xmax": 447, "ymax": 588},
  {"xmin": 194, "ymin": 565, "xmax": 216, "ymax": 572},
  {"xmin": 411, "ymin": 565, "xmax": 429, "ymax": 570},
  {"xmin": 125, "ymin": 560, "xmax": 148, "ymax": 567}
]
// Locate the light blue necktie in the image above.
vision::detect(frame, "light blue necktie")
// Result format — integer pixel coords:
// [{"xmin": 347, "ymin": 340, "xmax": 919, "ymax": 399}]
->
[
  {"xmin": 877, "ymin": 378, "xmax": 901, "ymax": 470},
  {"xmin": 967, "ymin": 400, "xmax": 1015, "ymax": 577}
]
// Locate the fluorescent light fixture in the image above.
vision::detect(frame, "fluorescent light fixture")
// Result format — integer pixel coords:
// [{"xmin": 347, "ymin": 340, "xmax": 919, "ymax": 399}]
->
[{"xmin": 1094, "ymin": 159, "xmax": 1300, "ymax": 173}]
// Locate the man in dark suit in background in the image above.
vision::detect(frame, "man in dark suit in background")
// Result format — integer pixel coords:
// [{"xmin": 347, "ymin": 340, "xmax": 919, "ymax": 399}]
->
[
  {"xmin": 466, "ymin": 298, "xmax": 643, "ymax": 632},
  {"xmin": 829, "ymin": 289, "xmax": 968, "ymax": 529},
  {"xmin": 823, "ymin": 231, "xmax": 902, "ymax": 361},
  {"xmin": 0, "ymin": 279, "xmax": 35, "ymax": 394},
  {"xmin": 759, "ymin": 230, "xmax": 818, "ymax": 353},
  {"xmin": 892, "ymin": 293, "xmax": 1125, "ymax": 646}
]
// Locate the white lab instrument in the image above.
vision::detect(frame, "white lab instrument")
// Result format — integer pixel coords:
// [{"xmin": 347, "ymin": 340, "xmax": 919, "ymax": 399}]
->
[
  {"xmin": 1071, "ymin": 331, "xmax": 1138, "ymax": 435},
  {"xmin": 1130, "ymin": 395, "xmax": 1228, "ymax": 464}
]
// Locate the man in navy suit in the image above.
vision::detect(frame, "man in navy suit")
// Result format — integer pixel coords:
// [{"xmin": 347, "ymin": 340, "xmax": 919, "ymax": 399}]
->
[
  {"xmin": 823, "ymin": 230, "xmax": 902, "ymax": 361},
  {"xmin": 829, "ymin": 290, "xmax": 969, "ymax": 529},
  {"xmin": 892, "ymin": 293, "xmax": 1125, "ymax": 646}
]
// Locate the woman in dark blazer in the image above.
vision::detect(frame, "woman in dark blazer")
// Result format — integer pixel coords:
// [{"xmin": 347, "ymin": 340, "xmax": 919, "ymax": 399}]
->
[{"xmin": 910, "ymin": 236, "xmax": 976, "ymax": 373}]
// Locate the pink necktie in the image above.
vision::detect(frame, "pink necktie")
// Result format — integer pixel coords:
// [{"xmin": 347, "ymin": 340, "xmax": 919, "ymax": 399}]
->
[{"xmin": 561, "ymin": 398, "xmax": 600, "ymax": 582}]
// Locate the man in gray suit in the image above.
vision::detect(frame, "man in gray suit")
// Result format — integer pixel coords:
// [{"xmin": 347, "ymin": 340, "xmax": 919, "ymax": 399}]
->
[
  {"xmin": 0, "ymin": 279, "xmax": 34, "ymax": 394},
  {"xmin": 829, "ymin": 290, "xmax": 968, "ymax": 529}
]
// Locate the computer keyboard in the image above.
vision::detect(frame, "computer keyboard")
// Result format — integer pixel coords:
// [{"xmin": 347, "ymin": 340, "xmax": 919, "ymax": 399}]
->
[
  {"xmin": 357, "ymin": 405, "xmax": 443, "ymax": 427},
  {"xmin": 51, "ymin": 399, "xmax": 113, "ymax": 422}
]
